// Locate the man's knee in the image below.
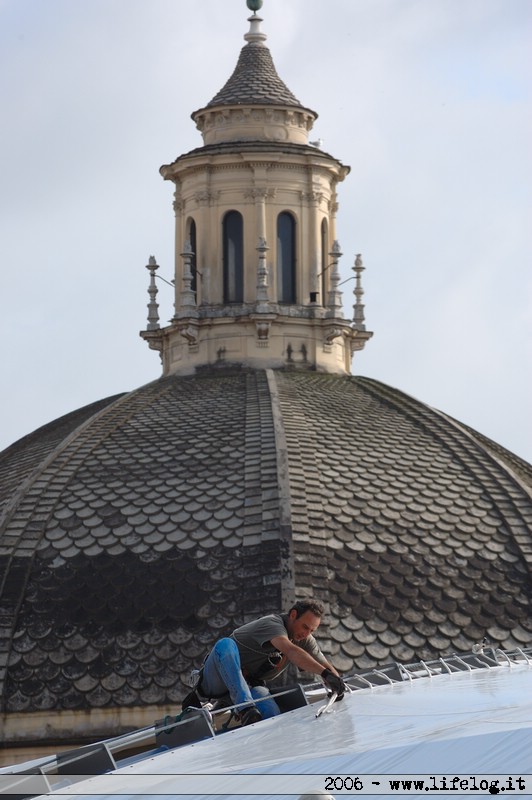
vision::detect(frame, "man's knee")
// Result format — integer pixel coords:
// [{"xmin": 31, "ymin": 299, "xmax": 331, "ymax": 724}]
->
[
  {"xmin": 250, "ymin": 685, "xmax": 280, "ymax": 718},
  {"xmin": 213, "ymin": 637, "xmax": 240, "ymax": 661}
]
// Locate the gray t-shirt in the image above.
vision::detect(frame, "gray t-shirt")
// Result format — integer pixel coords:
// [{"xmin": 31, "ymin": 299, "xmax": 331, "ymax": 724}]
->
[{"xmin": 230, "ymin": 613, "xmax": 326, "ymax": 681}]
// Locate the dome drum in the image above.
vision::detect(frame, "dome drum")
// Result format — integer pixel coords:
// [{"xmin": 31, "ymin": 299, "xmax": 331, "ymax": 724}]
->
[
  {"xmin": 155, "ymin": 315, "xmax": 363, "ymax": 376},
  {"xmin": 154, "ymin": 142, "xmax": 360, "ymax": 375},
  {"xmin": 193, "ymin": 105, "xmax": 317, "ymax": 146}
]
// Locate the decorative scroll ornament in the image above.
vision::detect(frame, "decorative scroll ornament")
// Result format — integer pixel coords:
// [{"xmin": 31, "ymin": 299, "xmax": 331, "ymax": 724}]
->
[
  {"xmin": 244, "ymin": 188, "xmax": 276, "ymax": 201},
  {"xmin": 255, "ymin": 320, "xmax": 271, "ymax": 340},
  {"xmin": 194, "ymin": 190, "xmax": 220, "ymax": 207},
  {"xmin": 178, "ymin": 323, "xmax": 199, "ymax": 345},
  {"xmin": 324, "ymin": 326, "xmax": 343, "ymax": 345},
  {"xmin": 300, "ymin": 190, "xmax": 324, "ymax": 205}
]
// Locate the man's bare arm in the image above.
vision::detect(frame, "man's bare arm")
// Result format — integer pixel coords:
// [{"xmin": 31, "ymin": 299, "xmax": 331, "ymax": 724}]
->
[{"xmin": 270, "ymin": 635, "xmax": 339, "ymax": 676}]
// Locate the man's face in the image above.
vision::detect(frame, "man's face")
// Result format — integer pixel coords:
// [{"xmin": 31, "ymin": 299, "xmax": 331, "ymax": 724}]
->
[{"xmin": 288, "ymin": 610, "xmax": 321, "ymax": 641}]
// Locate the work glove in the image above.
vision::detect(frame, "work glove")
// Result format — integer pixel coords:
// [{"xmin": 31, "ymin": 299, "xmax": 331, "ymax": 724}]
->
[{"xmin": 321, "ymin": 668, "xmax": 346, "ymax": 701}]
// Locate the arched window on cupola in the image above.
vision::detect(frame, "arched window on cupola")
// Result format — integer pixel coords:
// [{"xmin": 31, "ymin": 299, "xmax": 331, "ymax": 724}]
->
[
  {"xmin": 277, "ymin": 212, "xmax": 296, "ymax": 304},
  {"xmin": 320, "ymin": 218, "xmax": 328, "ymax": 307},
  {"xmin": 223, "ymin": 211, "xmax": 244, "ymax": 304},
  {"xmin": 186, "ymin": 217, "xmax": 197, "ymax": 298}
]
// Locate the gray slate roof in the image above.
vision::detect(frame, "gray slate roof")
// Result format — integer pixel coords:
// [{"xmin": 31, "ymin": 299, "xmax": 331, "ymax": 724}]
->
[
  {"xmin": 0, "ymin": 369, "xmax": 531, "ymax": 719},
  {"xmin": 204, "ymin": 43, "xmax": 304, "ymax": 109}
]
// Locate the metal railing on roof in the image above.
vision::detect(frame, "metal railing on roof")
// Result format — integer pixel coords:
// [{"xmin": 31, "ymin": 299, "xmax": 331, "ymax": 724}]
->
[
  {"xmin": 336, "ymin": 646, "xmax": 532, "ymax": 691},
  {"xmin": 3, "ymin": 646, "xmax": 531, "ymax": 798}
]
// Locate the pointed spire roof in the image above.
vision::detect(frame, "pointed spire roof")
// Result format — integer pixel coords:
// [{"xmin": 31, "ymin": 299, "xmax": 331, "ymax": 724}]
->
[
  {"xmin": 191, "ymin": 5, "xmax": 317, "ymax": 145},
  {"xmin": 207, "ymin": 40, "xmax": 301, "ymax": 108},
  {"xmin": 203, "ymin": 11, "xmax": 308, "ymax": 111}
]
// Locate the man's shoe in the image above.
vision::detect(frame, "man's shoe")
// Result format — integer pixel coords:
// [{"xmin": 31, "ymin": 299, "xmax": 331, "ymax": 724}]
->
[{"xmin": 239, "ymin": 706, "xmax": 263, "ymax": 726}]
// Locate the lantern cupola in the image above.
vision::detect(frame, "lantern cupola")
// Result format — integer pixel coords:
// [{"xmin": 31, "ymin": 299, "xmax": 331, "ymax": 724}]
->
[{"xmin": 142, "ymin": 0, "xmax": 372, "ymax": 374}]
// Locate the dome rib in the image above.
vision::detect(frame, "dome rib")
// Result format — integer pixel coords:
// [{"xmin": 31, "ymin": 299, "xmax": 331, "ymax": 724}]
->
[
  {"xmin": 0, "ymin": 396, "xmax": 123, "ymax": 520},
  {"xmin": 0, "ymin": 371, "xmax": 291, "ymax": 718},
  {"xmin": 356, "ymin": 377, "xmax": 532, "ymax": 572}
]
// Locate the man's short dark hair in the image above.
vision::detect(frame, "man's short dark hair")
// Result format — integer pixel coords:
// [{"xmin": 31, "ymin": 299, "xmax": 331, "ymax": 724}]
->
[{"xmin": 290, "ymin": 598, "xmax": 324, "ymax": 619}]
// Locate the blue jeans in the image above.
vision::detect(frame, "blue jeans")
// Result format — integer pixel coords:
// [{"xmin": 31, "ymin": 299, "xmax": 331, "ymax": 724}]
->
[{"xmin": 201, "ymin": 638, "xmax": 280, "ymax": 719}]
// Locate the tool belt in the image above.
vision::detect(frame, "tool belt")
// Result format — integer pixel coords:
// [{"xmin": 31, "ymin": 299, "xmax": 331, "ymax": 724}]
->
[{"xmin": 243, "ymin": 651, "xmax": 285, "ymax": 685}]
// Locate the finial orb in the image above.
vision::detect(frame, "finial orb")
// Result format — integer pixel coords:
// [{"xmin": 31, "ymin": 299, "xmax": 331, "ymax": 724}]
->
[{"xmin": 247, "ymin": 0, "xmax": 263, "ymax": 11}]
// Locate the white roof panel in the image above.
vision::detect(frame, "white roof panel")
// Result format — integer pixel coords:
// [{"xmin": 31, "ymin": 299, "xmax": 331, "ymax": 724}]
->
[
  {"xmin": 2, "ymin": 660, "xmax": 532, "ymax": 800},
  {"xmin": 6, "ymin": 661, "xmax": 532, "ymax": 800}
]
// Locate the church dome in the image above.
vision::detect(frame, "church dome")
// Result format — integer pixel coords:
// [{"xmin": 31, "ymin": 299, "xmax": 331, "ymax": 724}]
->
[{"xmin": 1, "ymin": 369, "xmax": 531, "ymax": 747}]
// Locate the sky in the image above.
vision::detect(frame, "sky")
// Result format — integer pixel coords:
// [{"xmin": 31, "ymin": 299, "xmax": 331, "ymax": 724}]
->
[{"xmin": 0, "ymin": 0, "xmax": 530, "ymax": 463}]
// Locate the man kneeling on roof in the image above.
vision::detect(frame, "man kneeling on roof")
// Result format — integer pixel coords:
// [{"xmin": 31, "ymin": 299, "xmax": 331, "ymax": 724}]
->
[{"xmin": 182, "ymin": 598, "xmax": 347, "ymax": 727}]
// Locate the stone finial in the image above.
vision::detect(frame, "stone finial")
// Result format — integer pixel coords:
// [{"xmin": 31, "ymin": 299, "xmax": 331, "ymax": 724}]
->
[
  {"xmin": 145, "ymin": 256, "xmax": 160, "ymax": 331},
  {"xmin": 352, "ymin": 254, "xmax": 366, "ymax": 331},
  {"xmin": 255, "ymin": 236, "xmax": 270, "ymax": 310},
  {"xmin": 178, "ymin": 240, "xmax": 198, "ymax": 317},
  {"xmin": 326, "ymin": 241, "xmax": 344, "ymax": 319},
  {"xmin": 244, "ymin": 1, "xmax": 267, "ymax": 46}
]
